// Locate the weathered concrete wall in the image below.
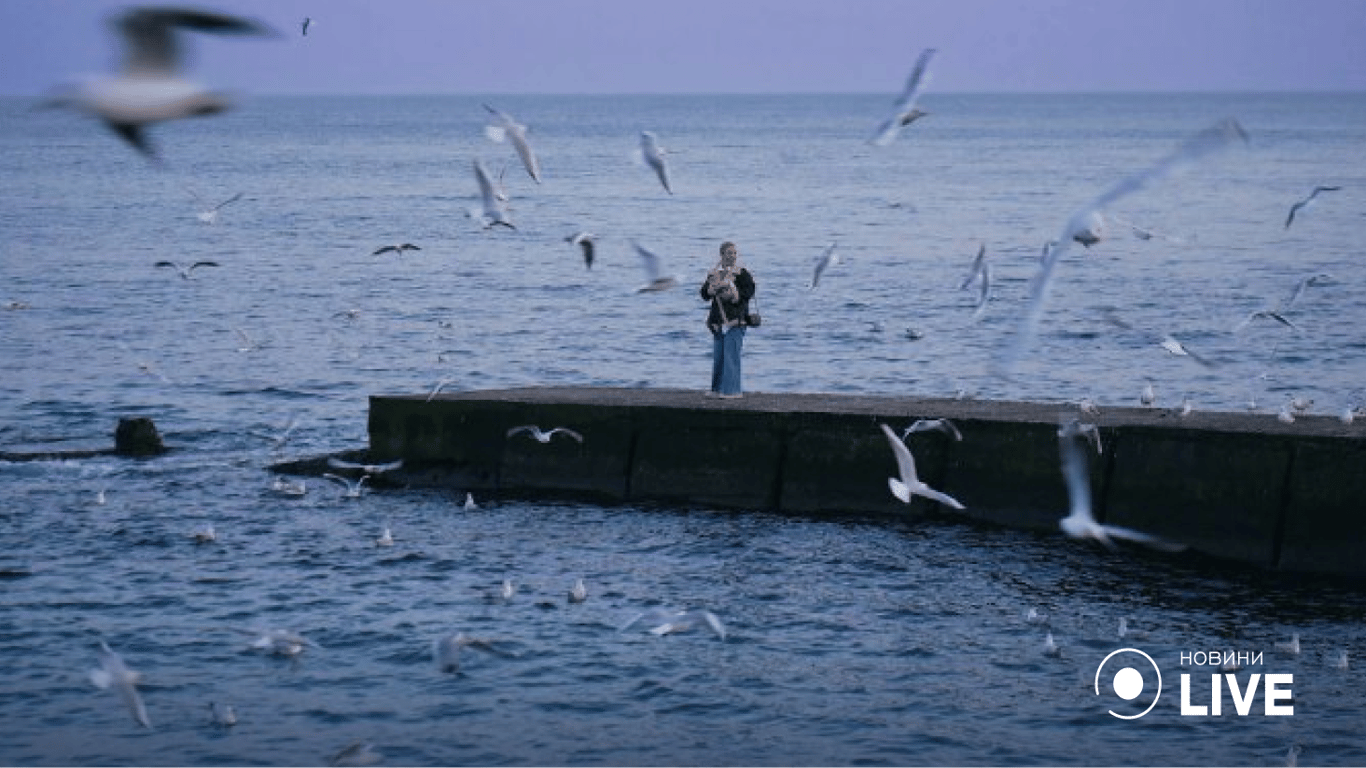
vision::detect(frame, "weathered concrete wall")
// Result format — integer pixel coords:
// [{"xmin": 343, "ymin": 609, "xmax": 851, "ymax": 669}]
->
[{"xmin": 355, "ymin": 387, "xmax": 1366, "ymax": 575}]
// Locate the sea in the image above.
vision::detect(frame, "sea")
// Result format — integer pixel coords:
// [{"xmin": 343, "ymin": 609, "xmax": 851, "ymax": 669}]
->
[{"xmin": 1, "ymin": 91, "xmax": 1364, "ymax": 766}]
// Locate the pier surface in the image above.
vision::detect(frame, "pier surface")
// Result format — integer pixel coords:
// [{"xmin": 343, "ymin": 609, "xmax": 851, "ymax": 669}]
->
[{"xmin": 292, "ymin": 387, "xmax": 1366, "ymax": 576}]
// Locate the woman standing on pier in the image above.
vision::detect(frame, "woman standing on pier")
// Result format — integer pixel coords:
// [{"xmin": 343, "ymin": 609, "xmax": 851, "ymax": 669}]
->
[{"xmin": 700, "ymin": 241, "xmax": 756, "ymax": 399}]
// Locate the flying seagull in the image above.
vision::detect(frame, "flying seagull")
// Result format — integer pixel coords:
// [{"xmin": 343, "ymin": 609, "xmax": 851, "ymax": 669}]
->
[
  {"xmin": 432, "ymin": 632, "xmax": 510, "ymax": 673},
  {"xmin": 372, "ymin": 243, "xmax": 420, "ymax": 256},
  {"xmin": 326, "ymin": 457, "xmax": 403, "ymax": 475},
  {"xmin": 472, "ymin": 159, "xmax": 515, "ymax": 229},
  {"xmin": 1284, "ymin": 185, "xmax": 1341, "ymax": 229},
  {"xmin": 89, "ymin": 640, "xmax": 151, "ymax": 729},
  {"xmin": 1101, "ymin": 307, "xmax": 1216, "ymax": 368},
  {"xmin": 1232, "ymin": 272, "xmax": 1332, "ymax": 332},
  {"xmin": 638, "ymin": 131, "xmax": 673, "ymax": 194},
  {"xmin": 483, "ymin": 104, "xmax": 542, "ymax": 183},
  {"xmin": 506, "ymin": 425, "xmax": 583, "ymax": 444},
  {"xmin": 41, "ymin": 6, "xmax": 279, "ymax": 161},
  {"xmin": 566, "ymin": 231, "xmax": 597, "ymax": 269},
  {"xmin": 900, "ymin": 418, "xmax": 963, "ymax": 442},
  {"xmin": 995, "ymin": 118, "xmax": 1247, "ymax": 376},
  {"xmin": 957, "ymin": 242, "xmax": 992, "ymax": 319},
  {"xmin": 870, "ymin": 47, "xmax": 937, "ymax": 146},
  {"xmin": 878, "ymin": 422, "xmax": 965, "ymax": 510},
  {"xmin": 631, "ymin": 241, "xmax": 679, "ymax": 292},
  {"xmin": 619, "ymin": 607, "xmax": 727, "ymax": 640},
  {"xmin": 185, "ymin": 188, "xmax": 242, "ymax": 224},
  {"xmin": 300, "ymin": 16, "xmax": 311, "ymax": 36},
  {"xmin": 1056, "ymin": 417, "xmax": 1184, "ymax": 552},
  {"xmin": 809, "ymin": 242, "xmax": 839, "ymax": 290},
  {"xmin": 322, "ymin": 473, "xmax": 369, "ymax": 498},
  {"xmin": 155, "ymin": 260, "xmax": 219, "ymax": 279}
]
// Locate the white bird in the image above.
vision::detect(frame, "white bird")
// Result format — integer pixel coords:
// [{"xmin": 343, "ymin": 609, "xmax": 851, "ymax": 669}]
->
[
  {"xmin": 506, "ymin": 425, "xmax": 583, "ymax": 444},
  {"xmin": 95, "ymin": 488, "xmax": 108, "ymax": 505},
  {"xmin": 330, "ymin": 741, "xmax": 383, "ymax": 767},
  {"xmin": 233, "ymin": 327, "xmax": 262, "ymax": 353},
  {"xmin": 322, "ymin": 473, "xmax": 369, "ymax": 498},
  {"xmin": 90, "ymin": 640, "xmax": 151, "ymax": 729},
  {"xmin": 462, "ymin": 492, "xmax": 478, "ymax": 511},
  {"xmin": 1275, "ymin": 633, "xmax": 1301, "ymax": 655},
  {"xmin": 870, "ymin": 47, "xmax": 937, "ymax": 146},
  {"xmin": 878, "ymin": 422, "xmax": 965, "ymax": 510},
  {"xmin": 996, "ymin": 118, "xmax": 1247, "ymax": 375},
  {"xmin": 185, "ymin": 188, "xmax": 242, "ymax": 224},
  {"xmin": 566, "ymin": 231, "xmax": 597, "ymax": 269},
  {"xmin": 1042, "ymin": 632, "xmax": 1062, "ymax": 657},
  {"xmin": 432, "ymin": 632, "xmax": 507, "ymax": 673},
  {"xmin": 1140, "ymin": 381, "xmax": 1156, "ymax": 407},
  {"xmin": 327, "ymin": 457, "xmax": 403, "ymax": 475},
  {"xmin": 568, "ymin": 578, "xmax": 588, "ymax": 603},
  {"xmin": 372, "ymin": 243, "xmax": 420, "ymax": 256},
  {"xmin": 620, "ymin": 607, "xmax": 727, "ymax": 640},
  {"xmin": 42, "ymin": 7, "xmax": 278, "ymax": 161},
  {"xmin": 155, "ymin": 260, "xmax": 219, "ymax": 279},
  {"xmin": 1024, "ymin": 607, "xmax": 1048, "ymax": 625},
  {"xmin": 374, "ymin": 526, "xmax": 393, "ymax": 547},
  {"xmin": 1233, "ymin": 273, "xmax": 1331, "ymax": 333},
  {"xmin": 270, "ymin": 476, "xmax": 307, "ymax": 497},
  {"xmin": 1327, "ymin": 649, "xmax": 1349, "ymax": 670},
  {"xmin": 208, "ymin": 701, "xmax": 237, "ymax": 727},
  {"xmin": 1176, "ymin": 395, "xmax": 1194, "ymax": 418},
  {"xmin": 471, "ymin": 159, "xmax": 515, "ymax": 229},
  {"xmin": 957, "ymin": 243, "xmax": 992, "ymax": 319},
  {"xmin": 901, "ymin": 418, "xmax": 963, "ymax": 442},
  {"xmin": 638, "ymin": 131, "xmax": 673, "ymax": 194},
  {"xmin": 809, "ymin": 242, "xmax": 839, "ymax": 290},
  {"xmin": 1103, "ymin": 307, "xmax": 1216, "ymax": 368},
  {"xmin": 1284, "ymin": 185, "xmax": 1341, "ymax": 229},
  {"xmin": 1277, "ymin": 402, "xmax": 1296, "ymax": 424},
  {"xmin": 191, "ymin": 523, "xmax": 216, "ymax": 543},
  {"xmin": 496, "ymin": 579, "xmax": 516, "ymax": 602},
  {"xmin": 483, "ymin": 104, "xmax": 541, "ymax": 183},
  {"xmin": 631, "ymin": 241, "xmax": 679, "ymax": 292},
  {"xmin": 241, "ymin": 627, "xmax": 319, "ymax": 657},
  {"xmin": 1056, "ymin": 418, "xmax": 1184, "ymax": 552}
]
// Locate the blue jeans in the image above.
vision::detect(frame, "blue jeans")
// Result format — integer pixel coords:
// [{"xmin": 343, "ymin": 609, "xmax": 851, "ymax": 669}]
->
[{"xmin": 710, "ymin": 327, "xmax": 746, "ymax": 395}]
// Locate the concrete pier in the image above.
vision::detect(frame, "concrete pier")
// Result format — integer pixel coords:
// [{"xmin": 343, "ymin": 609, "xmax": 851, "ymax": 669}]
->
[{"xmin": 284, "ymin": 387, "xmax": 1366, "ymax": 576}]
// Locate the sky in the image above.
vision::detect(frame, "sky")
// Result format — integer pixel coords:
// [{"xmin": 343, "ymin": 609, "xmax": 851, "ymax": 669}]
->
[{"xmin": 1, "ymin": 0, "xmax": 1364, "ymax": 96}]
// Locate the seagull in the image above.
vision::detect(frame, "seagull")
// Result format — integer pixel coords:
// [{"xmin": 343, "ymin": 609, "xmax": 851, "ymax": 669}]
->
[
  {"xmin": 1102, "ymin": 307, "xmax": 1216, "ymax": 368},
  {"xmin": 1042, "ymin": 632, "xmax": 1062, "ymax": 658},
  {"xmin": 330, "ymin": 741, "xmax": 383, "ymax": 768},
  {"xmin": 327, "ymin": 457, "xmax": 403, "ymax": 475},
  {"xmin": 1056, "ymin": 417, "xmax": 1184, "ymax": 552},
  {"xmin": 566, "ymin": 231, "xmax": 597, "ymax": 269},
  {"xmin": 462, "ymin": 492, "xmax": 478, "ymax": 511},
  {"xmin": 631, "ymin": 241, "xmax": 679, "ymax": 292},
  {"xmin": 300, "ymin": 17, "xmax": 311, "ymax": 36},
  {"xmin": 809, "ymin": 242, "xmax": 839, "ymax": 290},
  {"xmin": 957, "ymin": 243, "xmax": 992, "ymax": 319},
  {"xmin": 996, "ymin": 118, "xmax": 1247, "ymax": 376},
  {"xmin": 472, "ymin": 159, "xmax": 515, "ymax": 229},
  {"xmin": 1327, "ymin": 649, "xmax": 1349, "ymax": 670},
  {"xmin": 41, "ymin": 7, "xmax": 278, "ymax": 162},
  {"xmin": 270, "ymin": 476, "xmax": 307, "ymax": 496},
  {"xmin": 638, "ymin": 131, "xmax": 673, "ymax": 194},
  {"xmin": 233, "ymin": 327, "xmax": 262, "ymax": 353},
  {"xmin": 506, "ymin": 425, "xmax": 583, "ymax": 444},
  {"xmin": 374, "ymin": 526, "xmax": 393, "ymax": 547},
  {"xmin": 568, "ymin": 578, "xmax": 588, "ymax": 604},
  {"xmin": 372, "ymin": 243, "xmax": 420, "ymax": 256},
  {"xmin": 252, "ymin": 413, "xmax": 299, "ymax": 451},
  {"xmin": 426, "ymin": 377, "xmax": 455, "ymax": 402},
  {"xmin": 191, "ymin": 523, "xmax": 216, "ymax": 544},
  {"xmin": 483, "ymin": 104, "xmax": 541, "ymax": 183},
  {"xmin": 322, "ymin": 473, "xmax": 369, "ymax": 498},
  {"xmin": 878, "ymin": 422, "xmax": 965, "ymax": 510},
  {"xmin": 90, "ymin": 640, "xmax": 151, "ymax": 729},
  {"xmin": 241, "ymin": 627, "xmax": 319, "ymax": 656},
  {"xmin": 432, "ymin": 632, "xmax": 508, "ymax": 673},
  {"xmin": 155, "ymin": 260, "xmax": 219, "ymax": 279},
  {"xmin": 1233, "ymin": 272, "xmax": 1332, "ymax": 332},
  {"xmin": 1274, "ymin": 633, "xmax": 1301, "ymax": 655},
  {"xmin": 208, "ymin": 701, "xmax": 237, "ymax": 727},
  {"xmin": 493, "ymin": 579, "xmax": 516, "ymax": 602},
  {"xmin": 870, "ymin": 47, "xmax": 937, "ymax": 146},
  {"xmin": 1024, "ymin": 607, "xmax": 1048, "ymax": 625},
  {"xmin": 900, "ymin": 418, "xmax": 963, "ymax": 442},
  {"xmin": 1140, "ymin": 381, "xmax": 1156, "ymax": 407},
  {"xmin": 1284, "ymin": 185, "xmax": 1341, "ymax": 229},
  {"xmin": 185, "ymin": 188, "xmax": 242, "ymax": 224},
  {"xmin": 620, "ymin": 607, "xmax": 727, "ymax": 640}
]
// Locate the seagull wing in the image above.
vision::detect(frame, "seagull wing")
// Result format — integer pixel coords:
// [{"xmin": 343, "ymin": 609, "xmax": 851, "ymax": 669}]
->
[
  {"xmin": 1101, "ymin": 523, "xmax": 1187, "ymax": 552},
  {"xmin": 115, "ymin": 8, "xmax": 276, "ymax": 75},
  {"xmin": 550, "ymin": 428, "xmax": 584, "ymax": 443},
  {"xmin": 879, "ymin": 422, "xmax": 920, "ymax": 502},
  {"xmin": 871, "ymin": 47, "xmax": 936, "ymax": 145},
  {"xmin": 633, "ymin": 242, "xmax": 665, "ymax": 282},
  {"xmin": 1058, "ymin": 422, "xmax": 1096, "ymax": 527},
  {"xmin": 213, "ymin": 192, "xmax": 244, "ymax": 211}
]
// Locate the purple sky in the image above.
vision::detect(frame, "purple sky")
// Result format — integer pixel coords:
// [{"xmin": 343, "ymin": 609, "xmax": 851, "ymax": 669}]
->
[{"xmin": 3, "ymin": 0, "xmax": 1364, "ymax": 96}]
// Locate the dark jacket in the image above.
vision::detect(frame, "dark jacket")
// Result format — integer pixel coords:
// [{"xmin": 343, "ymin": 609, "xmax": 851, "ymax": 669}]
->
[{"xmin": 700, "ymin": 268, "xmax": 755, "ymax": 331}]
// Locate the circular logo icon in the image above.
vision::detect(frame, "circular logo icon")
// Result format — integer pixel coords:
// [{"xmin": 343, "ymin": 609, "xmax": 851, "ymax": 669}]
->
[{"xmin": 1095, "ymin": 648, "xmax": 1162, "ymax": 719}]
